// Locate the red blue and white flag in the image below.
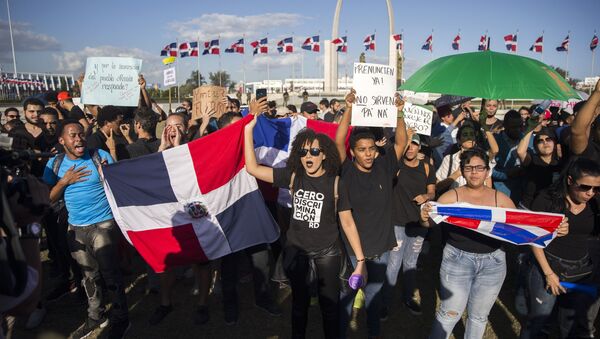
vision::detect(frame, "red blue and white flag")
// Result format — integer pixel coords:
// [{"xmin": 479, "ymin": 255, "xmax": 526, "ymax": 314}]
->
[
  {"xmin": 393, "ymin": 34, "xmax": 403, "ymax": 51},
  {"xmin": 301, "ymin": 35, "xmax": 320, "ymax": 52},
  {"xmin": 277, "ymin": 37, "xmax": 294, "ymax": 53},
  {"xmin": 530, "ymin": 36, "xmax": 543, "ymax": 53},
  {"xmin": 203, "ymin": 39, "xmax": 220, "ymax": 55},
  {"xmin": 504, "ymin": 34, "xmax": 517, "ymax": 52},
  {"xmin": 452, "ymin": 34, "xmax": 461, "ymax": 51},
  {"xmin": 332, "ymin": 36, "xmax": 347, "ymax": 53},
  {"xmin": 363, "ymin": 34, "xmax": 375, "ymax": 51},
  {"xmin": 251, "ymin": 38, "xmax": 268, "ymax": 55},
  {"xmin": 427, "ymin": 202, "xmax": 564, "ymax": 248},
  {"xmin": 225, "ymin": 39, "xmax": 244, "ymax": 54},
  {"xmin": 179, "ymin": 42, "xmax": 199, "ymax": 58},
  {"xmin": 103, "ymin": 116, "xmax": 280, "ymax": 273},
  {"xmin": 591, "ymin": 35, "xmax": 599, "ymax": 51},
  {"xmin": 161, "ymin": 42, "xmax": 178, "ymax": 57},
  {"xmin": 556, "ymin": 35, "xmax": 570, "ymax": 52},
  {"xmin": 422, "ymin": 35, "xmax": 433, "ymax": 52},
  {"xmin": 478, "ymin": 35, "xmax": 488, "ymax": 51}
]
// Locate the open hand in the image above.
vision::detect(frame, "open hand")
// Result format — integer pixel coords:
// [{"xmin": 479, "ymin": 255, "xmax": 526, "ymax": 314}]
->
[{"xmin": 60, "ymin": 165, "xmax": 92, "ymax": 185}]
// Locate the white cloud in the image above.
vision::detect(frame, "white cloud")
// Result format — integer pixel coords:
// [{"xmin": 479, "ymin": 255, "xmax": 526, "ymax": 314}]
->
[
  {"xmin": 168, "ymin": 13, "xmax": 305, "ymax": 42},
  {"xmin": 250, "ymin": 53, "xmax": 302, "ymax": 69},
  {"xmin": 0, "ymin": 20, "xmax": 60, "ymax": 62}
]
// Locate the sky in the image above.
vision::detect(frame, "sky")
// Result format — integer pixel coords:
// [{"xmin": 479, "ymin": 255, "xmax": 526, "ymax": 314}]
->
[{"xmin": 1, "ymin": 0, "xmax": 599, "ymax": 87}]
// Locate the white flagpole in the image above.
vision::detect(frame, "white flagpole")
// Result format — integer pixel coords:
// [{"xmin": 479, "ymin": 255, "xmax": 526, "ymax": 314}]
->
[
  {"xmin": 197, "ymin": 34, "xmax": 201, "ymax": 86},
  {"xmin": 242, "ymin": 34, "xmax": 246, "ymax": 88},
  {"xmin": 593, "ymin": 30, "xmax": 597, "ymax": 77},
  {"xmin": 6, "ymin": 0, "xmax": 19, "ymax": 99},
  {"xmin": 176, "ymin": 38, "xmax": 180, "ymax": 103},
  {"xmin": 566, "ymin": 31, "xmax": 570, "ymax": 81},
  {"xmin": 541, "ymin": 31, "xmax": 544, "ymax": 63}
]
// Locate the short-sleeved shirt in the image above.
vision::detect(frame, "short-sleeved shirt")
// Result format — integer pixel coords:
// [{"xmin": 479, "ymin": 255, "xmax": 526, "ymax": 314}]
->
[
  {"xmin": 340, "ymin": 153, "xmax": 398, "ymax": 257},
  {"xmin": 273, "ymin": 168, "xmax": 351, "ymax": 252},
  {"xmin": 126, "ymin": 137, "xmax": 160, "ymax": 159},
  {"xmin": 43, "ymin": 149, "xmax": 114, "ymax": 226},
  {"xmin": 393, "ymin": 160, "xmax": 436, "ymax": 236}
]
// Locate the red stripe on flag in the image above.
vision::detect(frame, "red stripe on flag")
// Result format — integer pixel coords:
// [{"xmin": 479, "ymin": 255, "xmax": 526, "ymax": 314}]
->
[
  {"xmin": 505, "ymin": 211, "xmax": 562, "ymax": 232},
  {"xmin": 127, "ymin": 224, "xmax": 208, "ymax": 273},
  {"xmin": 306, "ymin": 119, "xmax": 352, "ymax": 153},
  {"xmin": 445, "ymin": 216, "xmax": 482, "ymax": 229}
]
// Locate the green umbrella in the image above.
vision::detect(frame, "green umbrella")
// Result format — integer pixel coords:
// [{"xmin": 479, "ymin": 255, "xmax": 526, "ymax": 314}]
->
[{"xmin": 400, "ymin": 50, "xmax": 580, "ymax": 101}]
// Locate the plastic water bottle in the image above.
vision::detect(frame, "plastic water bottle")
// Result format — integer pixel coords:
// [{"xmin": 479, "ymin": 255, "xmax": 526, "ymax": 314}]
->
[
  {"xmin": 532, "ymin": 100, "xmax": 552, "ymax": 118},
  {"xmin": 348, "ymin": 274, "xmax": 364, "ymax": 290}
]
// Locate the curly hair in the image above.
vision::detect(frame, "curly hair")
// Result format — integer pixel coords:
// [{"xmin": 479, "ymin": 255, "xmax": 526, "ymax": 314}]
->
[{"xmin": 287, "ymin": 128, "xmax": 341, "ymax": 177}]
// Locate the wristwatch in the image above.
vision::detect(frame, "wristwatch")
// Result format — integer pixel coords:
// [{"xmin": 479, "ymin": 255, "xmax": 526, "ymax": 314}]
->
[{"xmin": 19, "ymin": 222, "xmax": 42, "ymax": 239}]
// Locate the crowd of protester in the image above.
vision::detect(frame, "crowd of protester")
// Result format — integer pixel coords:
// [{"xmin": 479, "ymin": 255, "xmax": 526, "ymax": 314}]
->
[{"xmin": 0, "ymin": 75, "xmax": 599, "ymax": 339}]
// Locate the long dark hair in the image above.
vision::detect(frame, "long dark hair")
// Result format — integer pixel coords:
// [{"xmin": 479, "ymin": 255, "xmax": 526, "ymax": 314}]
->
[
  {"xmin": 547, "ymin": 157, "xmax": 600, "ymax": 213},
  {"xmin": 287, "ymin": 128, "xmax": 341, "ymax": 177}
]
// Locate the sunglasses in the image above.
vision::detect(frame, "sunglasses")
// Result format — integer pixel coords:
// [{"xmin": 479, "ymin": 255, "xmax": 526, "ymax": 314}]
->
[
  {"xmin": 298, "ymin": 148, "xmax": 323, "ymax": 157},
  {"xmin": 573, "ymin": 181, "xmax": 600, "ymax": 194},
  {"xmin": 536, "ymin": 137, "xmax": 554, "ymax": 144}
]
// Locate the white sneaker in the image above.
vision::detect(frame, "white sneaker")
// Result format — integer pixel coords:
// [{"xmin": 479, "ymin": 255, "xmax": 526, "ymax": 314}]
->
[{"xmin": 25, "ymin": 306, "xmax": 47, "ymax": 329}]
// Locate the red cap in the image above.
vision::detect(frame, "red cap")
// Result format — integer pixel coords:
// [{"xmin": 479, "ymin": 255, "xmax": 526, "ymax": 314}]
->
[{"xmin": 57, "ymin": 91, "xmax": 71, "ymax": 101}]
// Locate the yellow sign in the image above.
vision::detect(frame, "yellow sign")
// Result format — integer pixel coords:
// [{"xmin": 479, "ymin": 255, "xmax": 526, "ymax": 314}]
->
[{"xmin": 162, "ymin": 56, "xmax": 176, "ymax": 65}]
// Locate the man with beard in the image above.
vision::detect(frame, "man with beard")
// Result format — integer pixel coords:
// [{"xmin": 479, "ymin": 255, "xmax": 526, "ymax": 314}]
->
[
  {"xmin": 57, "ymin": 91, "xmax": 90, "ymax": 133},
  {"xmin": 38, "ymin": 108, "xmax": 63, "ymax": 154},
  {"xmin": 23, "ymin": 98, "xmax": 44, "ymax": 144},
  {"xmin": 43, "ymin": 120, "xmax": 130, "ymax": 339},
  {"xmin": 87, "ymin": 106, "xmax": 131, "ymax": 161},
  {"xmin": 126, "ymin": 108, "xmax": 160, "ymax": 158}
]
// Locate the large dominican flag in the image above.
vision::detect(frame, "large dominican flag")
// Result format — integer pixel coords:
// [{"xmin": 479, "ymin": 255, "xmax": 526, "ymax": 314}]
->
[
  {"xmin": 427, "ymin": 202, "xmax": 564, "ymax": 248},
  {"xmin": 103, "ymin": 115, "xmax": 280, "ymax": 272}
]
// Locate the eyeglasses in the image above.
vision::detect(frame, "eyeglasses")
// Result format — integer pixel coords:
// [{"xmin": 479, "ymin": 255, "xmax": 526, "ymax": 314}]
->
[
  {"xmin": 463, "ymin": 165, "xmax": 489, "ymax": 173},
  {"xmin": 298, "ymin": 148, "xmax": 323, "ymax": 157},
  {"xmin": 536, "ymin": 137, "xmax": 554, "ymax": 144},
  {"xmin": 573, "ymin": 181, "xmax": 600, "ymax": 194}
]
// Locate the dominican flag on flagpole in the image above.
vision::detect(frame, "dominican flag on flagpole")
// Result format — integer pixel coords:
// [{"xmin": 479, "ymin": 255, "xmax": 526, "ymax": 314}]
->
[
  {"xmin": 504, "ymin": 34, "xmax": 517, "ymax": 52},
  {"xmin": 103, "ymin": 116, "xmax": 280, "ymax": 273},
  {"xmin": 301, "ymin": 36, "xmax": 320, "ymax": 52},
  {"xmin": 332, "ymin": 36, "xmax": 347, "ymax": 53},
  {"xmin": 202, "ymin": 40, "xmax": 220, "ymax": 55},
  {"xmin": 530, "ymin": 36, "xmax": 543, "ymax": 53},
  {"xmin": 161, "ymin": 42, "xmax": 178, "ymax": 57},
  {"xmin": 179, "ymin": 42, "xmax": 199, "ymax": 57},
  {"xmin": 427, "ymin": 202, "xmax": 564, "ymax": 248},
  {"xmin": 556, "ymin": 35, "xmax": 570, "ymax": 52},
  {"xmin": 251, "ymin": 38, "xmax": 268, "ymax": 55},
  {"xmin": 422, "ymin": 35, "xmax": 433, "ymax": 52},
  {"xmin": 363, "ymin": 34, "xmax": 375, "ymax": 51},
  {"xmin": 591, "ymin": 35, "xmax": 599, "ymax": 51},
  {"xmin": 393, "ymin": 34, "xmax": 403, "ymax": 51},
  {"xmin": 478, "ymin": 35, "xmax": 488, "ymax": 51},
  {"xmin": 277, "ymin": 37, "xmax": 294, "ymax": 53},
  {"xmin": 225, "ymin": 39, "xmax": 244, "ymax": 54},
  {"xmin": 452, "ymin": 34, "xmax": 461, "ymax": 50}
]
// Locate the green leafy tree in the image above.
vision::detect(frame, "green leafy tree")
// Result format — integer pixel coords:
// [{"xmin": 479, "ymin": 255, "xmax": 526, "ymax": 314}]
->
[
  {"xmin": 209, "ymin": 71, "xmax": 232, "ymax": 89},
  {"xmin": 180, "ymin": 70, "xmax": 206, "ymax": 98}
]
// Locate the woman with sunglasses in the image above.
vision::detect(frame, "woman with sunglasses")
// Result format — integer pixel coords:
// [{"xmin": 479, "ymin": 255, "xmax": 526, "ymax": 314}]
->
[
  {"xmin": 520, "ymin": 157, "xmax": 599, "ymax": 338},
  {"xmin": 244, "ymin": 98, "xmax": 366, "ymax": 339}
]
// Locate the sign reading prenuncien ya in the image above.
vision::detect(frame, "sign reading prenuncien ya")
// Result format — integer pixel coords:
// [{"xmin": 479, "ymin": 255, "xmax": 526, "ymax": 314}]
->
[{"xmin": 351, "ymin": 62, "xmax": 397, "ymax": 127}]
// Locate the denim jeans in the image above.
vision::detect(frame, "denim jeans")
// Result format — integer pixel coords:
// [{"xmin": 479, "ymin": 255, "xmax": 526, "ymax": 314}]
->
[
  {"xmin": 67, "ymin": 219, "xmax": 128, "ymax": 321},
  {"xmin": 383, "ymin": 225, "xmax": 424, "ymax": 306},
  {"xmin": 429, "ymin": 244, "xmax": 506, "ymax": 339},
  {"xmin": 339, "ymin": 251, "xmax": 389, "ymax": 338}
]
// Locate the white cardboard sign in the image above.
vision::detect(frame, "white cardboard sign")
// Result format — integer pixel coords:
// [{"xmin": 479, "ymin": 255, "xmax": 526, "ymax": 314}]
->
[
  {"xmin": 163, "ymin": 67, "xmax": 176, "ymax": 87},
  {"xmin": 81, "ymin": 57, "xmax": 142, "ymax": 106},
  {"xmin": 351, "ymin": 62, "xmax": 397, "ymax": 127},
  {"xmin": 402, "ymin": 102, "xmax": 433, "ymax": 136}
]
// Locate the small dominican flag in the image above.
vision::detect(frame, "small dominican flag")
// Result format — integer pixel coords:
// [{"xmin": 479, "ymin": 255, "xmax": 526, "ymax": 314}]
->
[
  {"xmin": 363, "ymin": 34, "xmax": 375, "ymax": 51},
  {"xmin": 225, "ymin": 39, "xmax": 244, "ymax": 54},
  {"xmin": 422, "ymin": 35, "xmax": 433, "ymax": 52},
  {"xmin": 393, "ymin": 34, "xmax": 403, "ymax": 51},
  {"xmin": 504, "ymin": 34, "xmax": 517, "ymax": 52},
  {"xmin": 202, "ymin": 40, "xmax": 220, "ymax": 55},
  {"xmin": 591, "ymin": 35, "xmax": 599, "ymax": 51},
  {"xmin": 452, "ymin": 34, "xmax": 461, "ymax": 50},
  {"xmin": 556, "ymin": 35, "xmax": 570, "ymax": 52},
  {"xmin": 478, "ymin": 35, "xmax": 488, "ymax": 51},
  {"xmin": 179, "ymin": 42, "xmax": 199, "ymax": 58},
  {"xmin": 530, "ymin": 36, "xmax": 543, "ymax": 53},
  {"xmin": 332, "ymin": 36, "xmax": 347, "ymax": 52},
  {"xmin": 277, "ymin": 37, "xmax": 294, "ymax": 53},
  {"xmin": 161, "ymin": 42, "xmax": 178, "ymax": 57},
  {"xmin": 301, "ymin": 35, "xmax": 320, "ymax": 52},
  {"xmin": 251, "ymin": 38, "xmax": 268, "ymax": 55},
  {"xmin": 427, "ymin": 202, "xmax": 564, "ymax": 248}
]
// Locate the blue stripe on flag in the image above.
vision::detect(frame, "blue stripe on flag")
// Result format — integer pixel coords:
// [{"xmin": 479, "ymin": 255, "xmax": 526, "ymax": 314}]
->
[
  {"xmin": 253, "ymin": 116, "xmax": 292, "ymax": 151},
  {"xmin": 216, "ymin": 190, "xmax": 280, "ymax": 251},
  {"xmin": 490, "ymin": 222, "xmax": 553, "ymax": 246},
  {"xmin": 436, "ymin": 206, "xmax": 492, "ymax": 221},
  {"xmin": 103, "ymin": 152, "xmax": 178, "ymax": 207}
]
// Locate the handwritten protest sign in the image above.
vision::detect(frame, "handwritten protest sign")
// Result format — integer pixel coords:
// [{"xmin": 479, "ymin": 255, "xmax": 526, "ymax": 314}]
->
[
  {"xmin": 192, "ymin": 85, "xmax": 226, "ymax": 120},
  {"xmin": 81, "ymin": 57, "xmax": 142, "ymax": 106},
  {"xmin": 351, "ymin": 62, "xmax": 397, "ymax": 127},
  {"xmin": 402, "ymin": 102, "xmax": 433, "ymax": 136},
  {"xmin": 163, "ymin": 67, "xmax": 176, "ymax": 87}
]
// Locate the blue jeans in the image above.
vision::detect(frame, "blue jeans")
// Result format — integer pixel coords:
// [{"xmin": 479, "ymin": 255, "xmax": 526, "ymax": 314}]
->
[
  {"xmin": 339, "ymin": 251, "xmax": 389, "ymax": 338},
  {"xmin": 383, "ymin": 225, "xmax": 424, "ymax": 306},
  {"xmin": 429, "ymin": 244, "xmax": 506, "ymax": 339}
]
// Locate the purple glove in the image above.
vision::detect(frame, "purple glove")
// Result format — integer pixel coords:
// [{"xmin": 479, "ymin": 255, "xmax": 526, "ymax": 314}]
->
[{"xmin": 348, "ymin": 274, "xmax": 364, "ymax": 290}]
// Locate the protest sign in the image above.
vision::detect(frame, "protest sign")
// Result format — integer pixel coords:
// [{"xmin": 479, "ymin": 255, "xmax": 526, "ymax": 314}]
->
[
  {"xmin": 164, "ymin": 67, "xmax": 176, "ymax": 87},
  {"xmin": 403, "ymin": 102, "xmax": 433, "ymax": 136},
  {"xmin": 192, "ymin": 85, "xmax": 227, "ymax": 120},
  {"xmin": 351, "ymin": 62, "xmax": 397, "ymax": 127},
  {"xmin": 81, "ymin": 57, "xmax": 142, "ymax": 106}
]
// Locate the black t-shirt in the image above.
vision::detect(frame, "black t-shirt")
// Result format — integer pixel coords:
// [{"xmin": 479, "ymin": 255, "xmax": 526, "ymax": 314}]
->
[
  {"xmin": 87, "ymin": 130, "xmax": 130, "ymax": 161},
  {"xmin": 340, "ymin": 153, "xmax": 398, "ymax": 257},
  {"xmin": 323, "ymin": 112, "xmax": 335, "ymax": 123},
  {"xmin": 66, "ymin": 105, "xmax": 86, "ymax": 120},
  {"xmin": 520, "ymin": 153, "xmax": 562, "ymax": 209},
  {"xmin": 579, "ymin": 141, "xmax": 600, "ymax": 161},
  {"xmin": 273, "ymin": 168, "xmax": 351, "ymax": 252},
  {"xmin": 126, "ymin": 137, "xmax": 160, "ymax": 159},
  {"xmin": 393, "ymin": 160, "xmax": 436, "ymax": 237},
  {"xmin": 532, "ymin": 190, "xmax": 595, "ymax": 260}
]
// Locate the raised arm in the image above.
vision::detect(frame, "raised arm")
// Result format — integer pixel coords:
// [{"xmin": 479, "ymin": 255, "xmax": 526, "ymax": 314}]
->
[
  {"xmin": 244, "ymin": 98, "xmax": 273, "ymax": 183},
  {"xmin": 393, "ymin": 94, "xmax": 408, "ymax": 160},
  {"xmin": 516, "ymin": 120, "xmax": 539, "ymax": 166},
  {"xmin": 571, "ymin": 80, "xmax": 600, "ymax": 155},
  {"xmin": 336, "ymin": 89, "xmax": 355, "ymax": 162},
  {"xmin": 138, "ymin": 74, "xmax": 152, "ymax": 108}
]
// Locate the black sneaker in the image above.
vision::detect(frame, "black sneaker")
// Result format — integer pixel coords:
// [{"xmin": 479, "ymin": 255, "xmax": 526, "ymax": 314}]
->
[
  {"xmin": 106, "ymin": 318, "xmax": 130, "ymax": 339},
  {"xmin": 255, "ymin": 301, "xmax": 282, "ymax": 317},
  {"xmin": 405, "ymin": 299, "xmax": 422, "ymax": 316},
  {"xmin": 380, "ymin": 306, "xmax": 389, "ymax": 321},
  {"xmin": 148, "ymin": 305, "xmax": 172, "ymax": 325},
  {"xmin": 194, "ymin": 305, "xmax": 210, "ymax": 325},
  {"xmin": 46, "ymin": 284, "xmax": 70, "ymax": 302},
  {"xmin": 224, "ymin": 307, "xmax": 238, "ymax": 326},
  {"xmin": 71, "ymin": 316, "xmax": 109, "ymax": 339}
]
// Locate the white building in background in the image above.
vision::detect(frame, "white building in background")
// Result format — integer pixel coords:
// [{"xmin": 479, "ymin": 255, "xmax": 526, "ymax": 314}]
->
[
  {"xmin": 576, "ymin": 76, "xmax": 600, "ymax": 90},
  {"xmin": 245, "ymin": 76, "xmax": 353, "ymax": 95}
]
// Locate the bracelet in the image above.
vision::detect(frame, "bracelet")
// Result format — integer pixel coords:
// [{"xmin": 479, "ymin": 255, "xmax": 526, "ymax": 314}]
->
[
  {"xmin": 397, "ymin": 109, "xmax": 405, "ymax": 119},
  {"xmin": 356, "ymin": 258, "xmax": 366, "ymax": 262}
]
